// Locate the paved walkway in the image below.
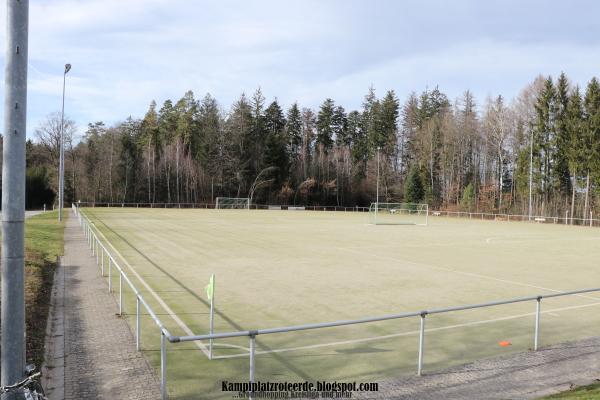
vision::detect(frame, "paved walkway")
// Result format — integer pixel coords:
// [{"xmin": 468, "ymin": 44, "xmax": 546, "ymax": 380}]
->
[
  {"xmin": 357, "ymin": 336, "xmax": 600, "ymax": 399},
  {"xmin": 43, "ymin": 213, "xmax": 160, "ymax": 399}
]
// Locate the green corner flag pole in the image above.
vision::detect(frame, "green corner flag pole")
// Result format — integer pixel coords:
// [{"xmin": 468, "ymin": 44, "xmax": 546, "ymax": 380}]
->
[{"xmin": 205, "ymin": 273, "xmax": 215, "ymax": 359}]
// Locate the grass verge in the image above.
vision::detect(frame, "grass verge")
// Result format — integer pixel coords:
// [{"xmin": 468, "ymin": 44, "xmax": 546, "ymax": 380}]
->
[
  {"xmin": 24, "ymin": 211, "xmax": 64, "ymax": 368},
  {"xmin": 542, "ymin": 382, "xmax": 600, "ymax": 399}
]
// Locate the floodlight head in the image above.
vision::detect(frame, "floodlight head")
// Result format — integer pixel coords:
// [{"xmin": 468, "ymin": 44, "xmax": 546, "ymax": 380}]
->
[{"xmin": 64, "ymin": 64, "xmax": 71, "ymax": 74}]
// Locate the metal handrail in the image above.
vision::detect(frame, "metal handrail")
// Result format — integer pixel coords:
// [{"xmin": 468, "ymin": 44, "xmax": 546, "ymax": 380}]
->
[
  {"xmin": 71, "ymin": 204, "xmax": 171, "ymax": 399},
  {"xmin": 171, "ymin": 287, "xmax": 600, "ymax": 341},
  {"xmin": 167, "ymin": 284, "xmax": 600, "ymax": 396}
]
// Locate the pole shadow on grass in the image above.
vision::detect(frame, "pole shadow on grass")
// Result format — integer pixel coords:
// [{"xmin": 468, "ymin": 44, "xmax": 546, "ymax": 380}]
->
[{"xmin": 87, "ymin": 210, "xmax": 314, "ymax": 381}]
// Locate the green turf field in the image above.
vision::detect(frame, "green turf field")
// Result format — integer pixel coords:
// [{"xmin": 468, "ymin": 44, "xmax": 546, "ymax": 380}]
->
[{"xmin": 80, "ymin": 208, "xmax": 600, "ymax": 399}]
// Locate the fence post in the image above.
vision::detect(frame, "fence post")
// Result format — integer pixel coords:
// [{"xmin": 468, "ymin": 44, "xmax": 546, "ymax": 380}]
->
[
  {"xmin": 591, "ymin": 211, "xmax": 593, "ymax": 227},
  {"xmin": 101, "ymin": 247, "xmax": 104, "ymax": 276},
  {"xmin": 249, "ymin": 333, "xmax": 256, "ymax": 400},
  {"xmin": 417, "ymin": 312, "xmax": 426, "ymax": 376},
  {"xmin": 96, "ymin": 240, "xmax": 99, "ymax": 265},
  {"xmin": 136, "ymin": 296, "xmax": 140, "ymax": 351},
  {"xmin": 534, "ymin": 297, "xmax": 541, "ymax": 351},
  {"xmin": 108, "ymin": 258, "xmax": 112, "ymax": 293},
  {"xmin": 119, "ymin": 271, "xmax": 123, "ymax": 315},
  {"xmin": 161, "ymin": 331, "xmax": 167, "ymax": 400}
]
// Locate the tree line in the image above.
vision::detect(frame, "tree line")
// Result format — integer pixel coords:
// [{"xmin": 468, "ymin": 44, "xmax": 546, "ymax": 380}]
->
[{"xmin": 16, "ymin": 72, "xmax": 600, "ymax": 219}]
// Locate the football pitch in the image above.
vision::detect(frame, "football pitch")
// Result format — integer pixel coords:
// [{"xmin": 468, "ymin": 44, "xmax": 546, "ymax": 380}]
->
[{"xmin": 81, "ymin": 208, "xmax": 600, "ymax": 399}]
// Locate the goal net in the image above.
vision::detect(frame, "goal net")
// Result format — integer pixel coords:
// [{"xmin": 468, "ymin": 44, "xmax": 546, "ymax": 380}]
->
[
  {"xmin": 369, "ymin": 203, "xmax": 428, "ymax": 225},
  {"xmin": 215, "ymin": 197, "xmax": 250, "ymax": 209}
]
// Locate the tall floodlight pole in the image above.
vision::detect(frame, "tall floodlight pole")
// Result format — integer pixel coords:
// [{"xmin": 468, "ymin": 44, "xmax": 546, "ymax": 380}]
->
[
  {"xmin": 2, "ymin": 0, "xmax": 29, "ymax": 391},
  {"xmin": 376, "ymin": 146, "xmax": 381, "ymax": 224},
  {"xmin": 528, "ymin": 128, "xmax": 533, "ymax": 220},
  {"xmin": 58, "ymin": 63, "xmax": 71, "ymax": 222}
]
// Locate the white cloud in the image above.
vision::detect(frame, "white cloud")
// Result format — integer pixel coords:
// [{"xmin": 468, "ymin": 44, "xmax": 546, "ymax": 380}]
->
[{"xmin": 0, "ymin": 0, "xmax": 599, "ymax": 137}]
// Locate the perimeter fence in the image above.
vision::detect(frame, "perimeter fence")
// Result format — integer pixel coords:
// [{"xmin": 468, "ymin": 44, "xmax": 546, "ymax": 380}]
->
[{"xmin": 75, "ymin": 200, "xmax": 599, "ymax": 227}]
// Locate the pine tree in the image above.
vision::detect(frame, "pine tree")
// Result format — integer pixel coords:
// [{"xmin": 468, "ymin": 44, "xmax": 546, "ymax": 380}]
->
[
  {"xmin": 316, "ymin": 99, "xmax": 335, "ymax": 151},
  {"xmin": 553, "ymin": 73, "xmax": 571, "ymax": 195},
  {"xmin": 377, "ymin": 90, "xmax": 400, "ymax": 155},
  {"xmin": 533, "ymin": 77, "xmax": 556, "ymax": 209},
  {"xmin": 264, "ymin": 101, "xmax": 289, "ymax": 186},
  {"xmin": 460, "ymin": 182, "xmax": 475, "ymax": 211},
  {"xmin": 332, "ymin": 106, "xmax": 348, "ymax": 146},
  {"xmin": 286, "ymin": 103, "xmax": 302, "ymax": 160},
  {"xmin": 140, "ymin": 101, "xmax": 160, "ymax": 202},
  {"xmin": 566, "ymin": 86, "xmax": 584, "ymax": 220},
  {"xmin": 583, "ymin": 77, "xmax": 600, "ymax": 218},
  {"xmin": 404, "ymin": 166, "xmax": 424, "ymax": 203}
]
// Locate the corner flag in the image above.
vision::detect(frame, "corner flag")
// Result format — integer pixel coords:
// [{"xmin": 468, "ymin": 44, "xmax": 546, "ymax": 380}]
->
[{"xmin": 205, "ymin": 274, "xmax": 215, "ymax": 301}]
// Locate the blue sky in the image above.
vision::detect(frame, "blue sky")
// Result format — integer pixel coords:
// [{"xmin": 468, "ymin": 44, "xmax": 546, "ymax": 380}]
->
[{"xmin": 2, "ymin": 0, "xmax": 600, "ymax": 139}]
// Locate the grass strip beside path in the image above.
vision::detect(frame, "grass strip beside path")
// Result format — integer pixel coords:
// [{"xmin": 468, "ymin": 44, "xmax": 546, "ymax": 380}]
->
[
  {"xmin": 0, "ymin": 211, "xmax": 66, "ymax": 371},
  {"xmin": 24, "ymin": 211, "xmax": 65, "ymax": 368}
]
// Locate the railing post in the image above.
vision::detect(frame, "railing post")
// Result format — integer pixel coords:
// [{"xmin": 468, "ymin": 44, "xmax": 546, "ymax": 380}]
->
[
  {"xmin": 534, "ymin": 296, "xmax": 541, "ymax": 351},
  {"xmin": 418, "ymin": 312, "xmax": 426, "ymax": 376},
  {"xmin": 119, "ymin": 271, "xmax": 123, "ymax": 315},
  {"xmin": 249, "ymin": 333, "xmax": 256, "ymax": 400},
  {"xmin": 161, "ymin": 331, "xmax": 167, "ymax": 400},
  {"xmin": 96, "ymin": 240, "xmax": 99, "ymax": 265},
  {"xmin": 101, "ymin": 247, "xmax": 104, "ymax": 276},
  {"xmin": 108, "ymin": 258, "xmax": 112, "ymax": 293},
  {"xmin": 136, "ymin": 296, "xmax": 140, "ymax": 351}
]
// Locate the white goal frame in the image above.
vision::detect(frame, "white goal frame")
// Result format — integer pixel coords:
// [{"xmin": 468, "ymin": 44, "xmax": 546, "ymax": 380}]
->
[
  {"xmin": 369, "ymin": 203, "xmax": 428, "ymax": 226},
  {"xmin": 215, "ymin": 197, "xmax": 250, "ymax": 209}
]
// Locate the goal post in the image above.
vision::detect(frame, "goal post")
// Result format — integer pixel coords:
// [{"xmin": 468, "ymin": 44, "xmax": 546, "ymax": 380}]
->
[
  {"xmin": 215, "ymin": 197, "xmax": 250, "ymax": 209},
  {"xmin": 369, "ymin": 203, "xmax": 428, "ymax": 226}
]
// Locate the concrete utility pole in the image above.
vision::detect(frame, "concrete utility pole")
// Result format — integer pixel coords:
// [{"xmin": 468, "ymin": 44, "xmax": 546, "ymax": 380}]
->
[
  {"xmin": 2, "ymin": 0, "xmax": 29, "ymax": 392},
  {"xmin": 58, "ymin": 63, "xmax": 71, "ymax": 222}
]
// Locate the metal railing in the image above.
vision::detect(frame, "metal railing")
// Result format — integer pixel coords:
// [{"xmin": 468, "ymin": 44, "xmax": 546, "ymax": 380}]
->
[
  {"xmin": 74, "ymin": 201, "xmax": 371, "ymax": 213},
  {"xmin": 431, "ymin": 209, "xmax": 599, "ymax": 227},
  {"xmin": 72, "ymin": 203, "xmax": 600, "ymax": 399},
  {"xmin": 71, "ymin": 204, "xmax": 171, "ymax": 399},
  {"xmin": 169, "ymin": 287, "xmax": 600, "ymax": 388}
]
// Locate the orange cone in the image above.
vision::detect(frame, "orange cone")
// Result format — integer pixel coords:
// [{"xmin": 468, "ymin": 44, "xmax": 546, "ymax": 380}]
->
[{"xmin": 499, "ymin": 340, "xmax": 511, "ymax": 347}]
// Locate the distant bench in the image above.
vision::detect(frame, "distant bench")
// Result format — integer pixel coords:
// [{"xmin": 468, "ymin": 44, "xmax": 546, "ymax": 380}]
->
[
  {"xmin": 534, "ymin": 217, "xmax": 546, "ymax": 222},
  {"xmin": 268, "ymin": 205, "xmax": 282, "ymax": 210},
  {"xmin": 288, "ymin": 206, "xmax": 306, "ymax": 211}
]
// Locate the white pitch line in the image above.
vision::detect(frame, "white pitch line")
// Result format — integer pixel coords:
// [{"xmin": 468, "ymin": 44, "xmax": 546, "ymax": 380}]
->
[
  {"xmin": 83, "ymin": 212, "xmax": 210, "ymax": 358},
  {"xmin": 212, "ymin": 300, "xmax": 600, "ymax": 359},
  {"xmin": 338, "ymin": 247, "xmax": 600, "ymax": 302}
]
